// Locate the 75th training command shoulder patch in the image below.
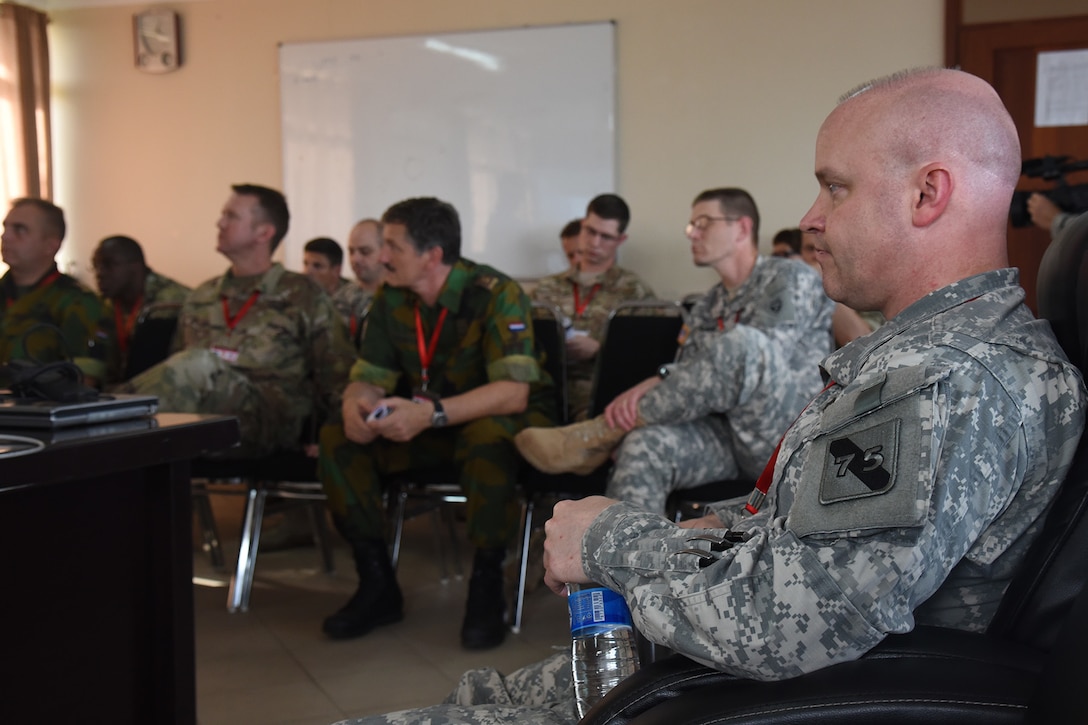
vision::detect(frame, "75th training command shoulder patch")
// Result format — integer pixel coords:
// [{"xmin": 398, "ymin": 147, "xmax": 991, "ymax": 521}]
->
[
  {"xmin": 821, "ymin": 418, "xmax": 899, "ymax": 503},
  {"xmin": 788, "ymin": 379, "xmax": 932, "ymax": 539}
]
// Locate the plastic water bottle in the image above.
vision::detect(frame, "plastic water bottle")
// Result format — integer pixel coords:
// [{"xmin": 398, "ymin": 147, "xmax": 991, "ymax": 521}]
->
[{"xmin": 568, "ymin": 583, "xmax": 641, "ymax": 719}]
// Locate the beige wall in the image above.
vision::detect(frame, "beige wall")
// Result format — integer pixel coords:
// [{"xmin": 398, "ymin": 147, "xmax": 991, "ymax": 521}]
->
[{"xmin": 44, "ymin": 0, "xmax": 946, "ymax": 299}]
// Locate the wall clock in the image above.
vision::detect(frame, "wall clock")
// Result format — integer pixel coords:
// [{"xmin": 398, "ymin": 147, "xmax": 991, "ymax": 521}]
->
[{"xmin": 133, "ymin": 8, "xmax": 181, "ymax": 74}]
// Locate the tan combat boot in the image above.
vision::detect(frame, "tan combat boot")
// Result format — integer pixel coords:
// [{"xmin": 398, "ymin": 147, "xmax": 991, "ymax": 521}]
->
[{"xmin": 515, "ymin": 416, "xmax": 629, "ymax": 475}]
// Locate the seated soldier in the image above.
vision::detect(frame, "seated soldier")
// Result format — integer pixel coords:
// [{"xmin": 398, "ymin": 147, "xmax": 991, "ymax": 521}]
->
[
  {"xmin": 317, "ymin": 196, "xmax": 557, "ymax": 650},
  {"xmin": 531, "ymin": 194, "xmax": 655, "ymax": 421},
  {"xmin": 117, "ymin": 183, "xmax": 355, "ymax": 457},
  {"xmin": 1, "ymin": 198, "xmax": 108, "ymax": 388},
  {"xmin": 333, "ymin": 66, "xmax": 1088, "ymax": 725},
  {"xmin": 92, "ymin": 234, "xmax": 190, "ymax": 384},
  {"xmin": 559, "ymin": 217, "xmax": 582, "ymax": 271},
  {"xmin": 518, "ymin": 188, "xmax": 834, "ymax": 515},
  {"xmin": 340, "ymin": 218, "xmax": 387, "ymax": 346}
]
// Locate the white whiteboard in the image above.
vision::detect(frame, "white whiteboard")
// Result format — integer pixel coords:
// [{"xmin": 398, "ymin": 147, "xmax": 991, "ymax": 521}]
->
[{"xmin": 279, "ymin": 22, "xmax": 616, "ymax": 278}]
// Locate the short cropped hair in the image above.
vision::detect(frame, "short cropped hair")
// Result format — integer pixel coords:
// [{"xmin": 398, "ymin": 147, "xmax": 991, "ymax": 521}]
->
[
  {"xmin": 12, "ymin": 197, "xmax": 66, "ymax": 241},
  {"xmin": 586, "ymin": 194, "xmax": 631, "ymax": 233},
  {"xmin": 98, "ymin": 235, "xmax": 147, "ymax": 267},
  {"xmin": 304, "ymin": 237, "xmax": 343, "ymax": 267},
  {"xmin": 382, "ymin": 197, "xmax": 461, "ymax": 264},
  {"xmin": 773, "ymin": 228, "xmax": 802, "ymax": 255},
  {"xmin": 692, "ymin": 188, "xmax": 760, "ymax": 246},
  {"xmin": 232, "ymin": 183, "xmax": 290, "ymax": 252},
  {"xmin": 560, "ymin": 219, "xmax": 582, "ymax": 239}
]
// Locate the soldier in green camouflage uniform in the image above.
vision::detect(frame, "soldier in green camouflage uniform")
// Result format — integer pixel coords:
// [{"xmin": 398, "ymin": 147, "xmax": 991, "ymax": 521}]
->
[
  {"xmin": 91, "ymin": 235, "xmax": 191, "ymax": 384},
  {"xmin": 0, "ymin": 198, "xmax": 108, "ymax": 387},
  {"xmin": 332, "ymin": 69, "xmax": 1088, "ymax": 725},
  {"xmin": 530, "ymin": 195, "xmax": 655, "ymax": 420},
  {"xmin": 118, "ymin": 185, "xmax": 354, "ymax": 457},
  {"xmin": 317, "ymin": 197, "xmax": 557, "ymax": 651}
]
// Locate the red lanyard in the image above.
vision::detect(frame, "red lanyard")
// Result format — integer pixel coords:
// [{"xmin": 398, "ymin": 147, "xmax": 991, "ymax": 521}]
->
[
  {"xmin": 571, "ymin": 282, "xmax": 602, "ymax": 318},
  {"xmin": 746, "ymin": 381, "xmax": 836, "ymax": 514},
  {"xmin": 221, "ymin": 291, "xmax": 261, "ymax": 332},
  {"xmin": 5, "ymin": 270, "xmax": 60, "ymax": 308},
  {"xmin": 415, "ymin": 305, "xmax": 449, "ymax": 391},
  {"xmin": 113, "ymin": 295, "xmax": 144, "ymax": 355}
]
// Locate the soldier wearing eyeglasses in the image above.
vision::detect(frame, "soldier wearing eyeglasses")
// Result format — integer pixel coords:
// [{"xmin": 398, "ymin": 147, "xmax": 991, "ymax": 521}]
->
[{"xmin": 530, "ymin": 194, "xmax": 656, "ymax": 421}]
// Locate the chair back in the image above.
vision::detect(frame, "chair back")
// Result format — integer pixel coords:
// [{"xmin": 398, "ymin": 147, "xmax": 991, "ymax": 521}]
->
[
  {"xmin": 124, "ymin": 302, "xmax": 182, "ymax": 380},
  {"xmin": 531, "ymin": 300, "xmax": 568, "ymax": 424},
  {"xmin": 986, "ymin": 212, "xmax": 1088, "ymax": 651},
  {"xmin": 588, "ymin": 299, "xmax": 685, "ymax": 417}
]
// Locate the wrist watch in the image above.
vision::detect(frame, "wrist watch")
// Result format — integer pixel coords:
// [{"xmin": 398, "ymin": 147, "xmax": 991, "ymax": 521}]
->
[{"xmin": 431, "ymin": 397, "xmax": 449, "ymax": 428}]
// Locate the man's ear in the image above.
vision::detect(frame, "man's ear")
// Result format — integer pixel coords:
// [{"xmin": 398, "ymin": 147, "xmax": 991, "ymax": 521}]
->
[
  {"xmin": 424, "ymin": 244, "xmax": 445, "ymax": 267},
  {"xmin": 735, "ymin": 216, "xmax": 754, "ymax": 246},
  {"xmin": 913, "ymin": 163, "xmax": 952, "ymax": 228},
  {"xmin": 254, "ymin": 220, "xmax": 277, "ymax": 247}
]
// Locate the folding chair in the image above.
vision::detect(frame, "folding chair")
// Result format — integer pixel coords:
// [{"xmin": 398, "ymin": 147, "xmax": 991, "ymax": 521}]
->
[{"xmin": 511, "ymin": 299, "xmax": 686, "ymax": 632}]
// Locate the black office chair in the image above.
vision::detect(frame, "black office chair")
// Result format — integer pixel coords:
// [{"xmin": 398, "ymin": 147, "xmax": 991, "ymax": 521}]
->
[
  {"xmin": 581, "ymin": 214, "xmax": 1088, "ymax": 725},
  {"xmin": 511, "ymin": 299, "xmax": 685, "ymax": 632},
  {"xmin": 124, "ymin": 301, "xmax": 181, "ymax": 379}
]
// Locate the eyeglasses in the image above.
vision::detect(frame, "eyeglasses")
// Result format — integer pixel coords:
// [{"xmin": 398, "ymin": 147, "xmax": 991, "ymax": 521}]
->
[{"xmin": 685, "ymin": 215, "xmax": 740, "ymax": 235}]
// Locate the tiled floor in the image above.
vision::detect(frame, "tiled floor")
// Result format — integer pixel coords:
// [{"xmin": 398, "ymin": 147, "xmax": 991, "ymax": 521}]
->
[{"xmin": 192, "ymin": 500, "xmax": 569, "ymax": 725}]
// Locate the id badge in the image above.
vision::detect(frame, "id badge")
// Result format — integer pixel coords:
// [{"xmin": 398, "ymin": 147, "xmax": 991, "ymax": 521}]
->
[{"xmin": 210, "ymin": 345, "xmax": 240, "ymax": 363}]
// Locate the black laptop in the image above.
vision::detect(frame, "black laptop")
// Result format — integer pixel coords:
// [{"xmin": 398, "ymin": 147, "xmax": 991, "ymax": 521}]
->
[{"xmin": 0, "ymin": 393, "xmax": 159, "ymax": 429}]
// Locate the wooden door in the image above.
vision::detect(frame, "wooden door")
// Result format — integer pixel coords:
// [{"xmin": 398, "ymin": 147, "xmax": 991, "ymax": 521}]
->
[{"xmin": 953, "ymin": 13, "xmax": 1088, "ymax": 312}]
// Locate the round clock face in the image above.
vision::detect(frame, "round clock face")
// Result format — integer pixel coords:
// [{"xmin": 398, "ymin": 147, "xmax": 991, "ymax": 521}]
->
[{"xmin": 134, "ymin": 10, "xmax": 179, "ymax": 73}]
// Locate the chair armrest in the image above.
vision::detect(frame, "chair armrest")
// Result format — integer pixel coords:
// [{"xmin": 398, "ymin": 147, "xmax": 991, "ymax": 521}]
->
[{"xmin": 581, "ymin": 628, "xmax": 1044, "ymax": 725}]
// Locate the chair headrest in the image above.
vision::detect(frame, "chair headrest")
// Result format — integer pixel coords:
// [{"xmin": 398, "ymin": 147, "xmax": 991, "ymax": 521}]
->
[{"xmin": 1037, "ymin": 211, "xmax": 1088, "ymax": 373}]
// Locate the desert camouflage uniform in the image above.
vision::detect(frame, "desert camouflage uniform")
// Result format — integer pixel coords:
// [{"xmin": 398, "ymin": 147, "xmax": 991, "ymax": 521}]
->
[
  {"xmin": 338, "ymin": 268, "xmax": 1086, "ymax": 725},
  {"xmin": 0, "ymin": 266, "xmax": 109, "ymax": 385},
  {"xmin": 102, "ymin": 269, "xmax": 191, "ymax": 383},
  {"xmin": 319, "ymin": 258, "xmax": 557, "ymax": 548},
  {"xmin": 531, "ymin": 265, "xmax": 655, "ymax": 420},
  {"xmin": 119, "ymin": 263, "xmax": 354, "ymax": 456},
  {"xmin": 606, "ymin": 256, "xmax": 834, "ymax": 513},
  {"xmin": 330, "ymin": 278, "xmax": 374, "ymax": 350}
]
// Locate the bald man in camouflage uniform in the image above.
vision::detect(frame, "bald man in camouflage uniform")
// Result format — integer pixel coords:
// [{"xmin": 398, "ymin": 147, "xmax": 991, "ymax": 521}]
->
[
  {"xmin": 339, "ymin": 218, "xmax": 388, "ymax": 349},
  {"xmin": 531, "ymin": 194, "xmax": 655, "ymax": 421},
  {"xmin": 318, "ymin": 197, "xmax": 557, "ymax": 651},
  {"xmin": 335, "ymin": 69, "xmax": 1087, "ymax": 725},
  {"xmin": 0, "ymin": 198, "xmax": 108, "ymax": 387},
  {"xmin": 119, "ymin": 184, "xmax": 354, "ymax": 457},
  {"xmin": 518, "ymin": 188, "xmax": 834, "ymax": 514}
]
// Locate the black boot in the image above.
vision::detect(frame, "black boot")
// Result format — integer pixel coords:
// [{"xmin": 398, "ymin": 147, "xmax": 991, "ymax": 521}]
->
[
  {"xmin": 460, "ymin": 546, "xmax": 507, "ymax": 650},
  {"xmin": 322, "ymin": 538, "xmax": 403, "ymax": 640}
]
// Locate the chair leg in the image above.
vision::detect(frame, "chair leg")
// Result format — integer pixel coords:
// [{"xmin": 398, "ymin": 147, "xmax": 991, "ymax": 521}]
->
[
  {"xmin": 228, "ymin": 483, "xmax": 267, "ymax": 613},
  {"xmin": 390, "ymin": 487, "xmax": 408, "ymax": 571},
  {"xmin": 307, "ymin": 502, "xmax": 336, "ymax": 574},
  {"xmin": 512, "ymin": 497, "xmax": 537, "ymax": 634},
  {"xmin": 193, "ymin": 488, "xmax": 225, "ymax": 571},
  {"xmin": 430, "ymin": 507, "xmax": 452, "ymax": 583},
  {"xmin": 441, "ymin": 503, "xmax": 464, "ymax": 581}
]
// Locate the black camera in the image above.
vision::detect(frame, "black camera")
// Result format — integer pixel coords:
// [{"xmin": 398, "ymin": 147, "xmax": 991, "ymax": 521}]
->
[{"xmin": 1010, "ymin": 155, "xmax": 1088, "ymax": 228}]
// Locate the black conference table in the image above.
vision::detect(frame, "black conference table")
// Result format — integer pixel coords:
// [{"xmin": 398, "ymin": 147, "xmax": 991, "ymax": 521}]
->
[{"xmin": 0, "ymin": 412, "xmax": 239, "ymax": 724}]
